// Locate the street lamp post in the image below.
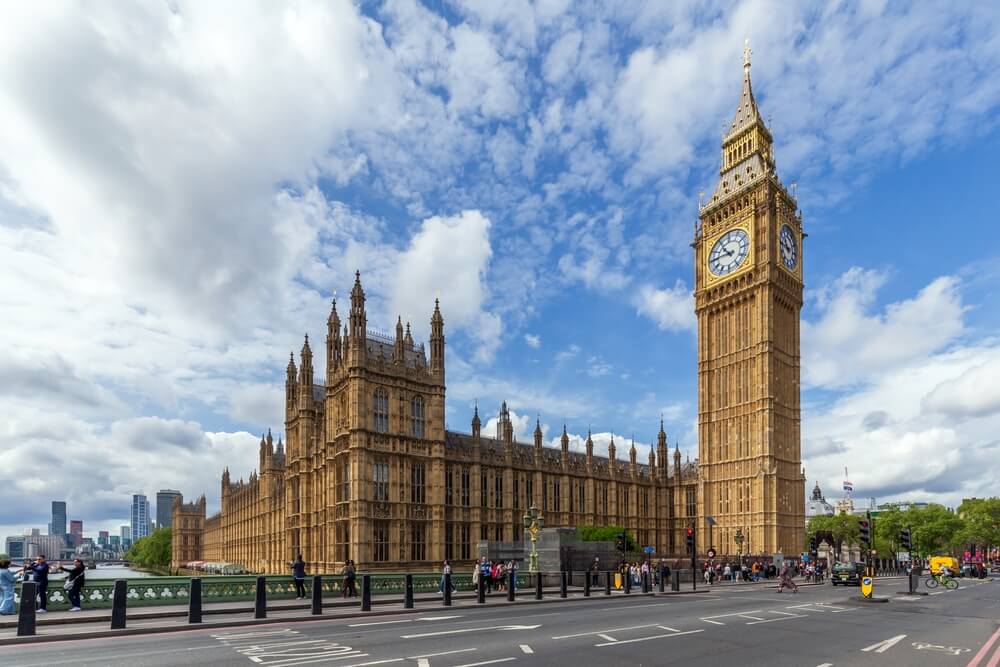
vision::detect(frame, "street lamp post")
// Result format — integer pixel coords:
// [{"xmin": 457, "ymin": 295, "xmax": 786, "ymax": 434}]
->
[
  {"xmin": 735, "ymin": 529, "xmax": 744, "ymax": 569},
  {"xmin": 523, "ymin": 505, "xmax": 545, "ymax": 574}
]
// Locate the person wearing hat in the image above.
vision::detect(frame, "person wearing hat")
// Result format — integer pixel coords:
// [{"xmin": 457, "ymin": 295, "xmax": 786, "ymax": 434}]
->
[{"xmin": 0, "ymin": 554, "xmax": 14, "ymax": 615}]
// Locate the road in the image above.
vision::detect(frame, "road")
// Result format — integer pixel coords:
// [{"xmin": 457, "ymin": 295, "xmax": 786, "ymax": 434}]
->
[{"xmin": 5, "ymin": 576, "xmax": 997, "ymax": 667}]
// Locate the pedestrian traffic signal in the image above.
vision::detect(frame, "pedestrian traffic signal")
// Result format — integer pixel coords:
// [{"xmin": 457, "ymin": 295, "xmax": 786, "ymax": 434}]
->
[
  {"xmin": 685, "ymin": 527, "xmax": 695, "ymax": 552},
  {"xmin": 616, "ymin": 533, "xmax": 625, "ymax": 552},
  {"xmin": 859, "ymin": 519, "xmax": 870, "ymax": 545},
  {"xmin": 809, "ymin": 534, "xmax": 818, "ymax": 554},
  {"xmin": 900, "ymin": 528, "xmax": 911, "ymax": 551}
]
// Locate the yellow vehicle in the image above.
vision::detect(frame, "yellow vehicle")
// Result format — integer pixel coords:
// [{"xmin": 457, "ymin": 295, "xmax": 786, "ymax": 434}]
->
[{"xmin": 929, "ymin": 556, "xmax": 959, "ymax": 575}]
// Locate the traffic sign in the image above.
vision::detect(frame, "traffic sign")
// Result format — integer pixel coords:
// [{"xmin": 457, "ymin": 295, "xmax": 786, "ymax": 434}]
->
[
  {"xmin": 860, "ymin": 576, "xmax": 874, "ymax": 598},
  {"xmin": 643, "ymin": 546, "xmax": 655, "ymax": 555}
]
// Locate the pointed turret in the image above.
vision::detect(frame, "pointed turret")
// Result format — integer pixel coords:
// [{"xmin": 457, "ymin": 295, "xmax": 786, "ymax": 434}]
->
[
  {"xmin": 394, "ymin": 316, "xmax": 404, "ymax": 362},
  {"xmin": 429, "ymin": 299, "xmax": 445, "ymax": 377},
  {"xmin": 471, "ymin": 401, "xmax": 481, "ymax": 438},
  {"xmin": 585, "ymin": 428, "xmax": 593, "ymax": 460},
  {"xmin": 533, "ymin": 416, "xmax": 543, "ymax": 449},
  {"xmin": 259, "ymin": 432, "xmax": 268, "ymax": 471},
  {"xmin": 608, "ymin": 433, "xmax": 617, "ymax": 470},
  {"xmin": 298, "ymin": 335, "xmax": 313, "ymax": 409},
  {"xmin": 673, "ymin": 442, "xmax": 682, "ymax": 482},
  {"xmin": 404, "ymin": 322, "xmax": 414, "ymax": 348},
  {"xmin": 648, "ymin": 444, "xmax": 656, "ymax": 472},
  {"xmin": 349, "ymin": 271, "xmax": 367, "ymax": 360},
  {"xmin": 629, "ymin": 437, "xmax": 637, "ymax": 472},
  {"xmin": 327, "ymin": 298, "xmax": 341, "ymax": 377},
  {"xmin": 285, "ymin": 351, "xmax": 298, "ymax": 416},
  {"xmin": 657, "ymin": 418, "xmax": 669, "ymax": 482}
]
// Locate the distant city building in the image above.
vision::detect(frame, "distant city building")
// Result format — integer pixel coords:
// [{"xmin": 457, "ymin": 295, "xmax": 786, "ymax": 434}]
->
[
  {"xmin": 156, "ymin": 489, "xmax": 182, "ymax": 530},
  {"xmin": 806, "ymin": 482, "xmax": 835, "ymax": 518},
  {"xmin": 6, "ymin": 532, "xmax": 64, "ymax": 560},
  {"xmin": 109, "ymin": 534, "xmax": 121, "ymax": 550},
  {"xmin": 98, "ymin": 530, "xmax": 110, "ymax": 547},
  {"xmin": 120, "ymin": 525, "xmax": 131, "ymax": 549},
  {"xmin": 69, "ymin": 519, "xmax": 83, "ymax": 548},
  {"xmin": 5, "ymin": 536, "xmax": 25, "ymax": 560},
  {"xmin": 51, "ymin": 501, "xmax": 67, "ymax": 540},
  {"xmin": 131, "ymin": 494, "xmax": 151, "ymax": 542},
  {"xmin": 877, "ymin": 500, "xmax": 930, "ymax": 512}
]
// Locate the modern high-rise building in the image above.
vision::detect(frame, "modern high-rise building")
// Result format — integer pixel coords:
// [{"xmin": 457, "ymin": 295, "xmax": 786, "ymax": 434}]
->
[
  {"xmin": 156, "ymin": 489, "xmax": 182, "ymax": 529},
  {"xmin": 51, "ymin": 500, "xmax": 67, "ymax": 538},
  {"xmin": 131, "ymin": 494, "xmax": 151, "ymax": 542},
  {"xmin": 69, "ymin": 519, "xmax": 83, "ymax": 548},
  {"xmin": 98, "ymin": 530, "xmax": 110, "ymax": 547},
  {"xmin": 120, "ymin": 525, "xmax": 131, "ymax": 549}
]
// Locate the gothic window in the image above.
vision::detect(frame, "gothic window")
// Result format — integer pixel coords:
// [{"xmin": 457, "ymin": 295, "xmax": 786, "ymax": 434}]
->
[
  {"xmin": 460, "ymin": 524, "xmax": 471, "ymax": 560},
  {"xmin": 373, "ymin": 520, "xmax": 390, "ymax": 561},
  {"xmin": 686, "ymin": 487, "xmax": 697, "ymax": 518},
  {"xmin": 373, "ymin": 389, "xmax": 389, "ymax": 433},
  {"xmin": 410, "ymin": 396, "xmax": 425, "ymax": 438},
  {"xmin": 338, "ymin": 459, "xmax": 350, "ymax": 502},
  {"xmin": 642, "ymin": 489, "xmax": 650, "ymax": 517},
  {"xmin": 337, "ymin": 522, "xmax": 350, "ymax": 562},
  {"xmin": 480, "ymin": 471, "xmax": 488, "ymax": 507},
  {"xmin": 410, "ymin": 522, "xmax": 426, "ymax": 561},
  {"xmin": 373, "ymin": 462, "xmax": 389, "ymax": 502},
  {"xmin": 481, "ymin": 523, "xmax": 489, "ymax": 540},
  {"xmin": 513, "ymin": 523, "xmax": 521, "ymax": 542},
  {"xmin": 525, "ymin": 477, "xmax": 533, "ymax": 509},
  {"xmin": 445, "ymin": 464, "xmax": 454, "ymax": 505},
  {"xmin": 445, "ymin": 523, "xmax": 454, "ymax": 560},
  {"xmin": 541, "ymin": 476, "xmax": 548, "ymax": 511},
  {"xmin": 553, "ymin": 479, "xmax": 561, "ymax": 512},
  {"xmin": 513, "ymin": 477, "xmax": 520, "ymax": 509},
  {"xmin": 460, "ymin": 467, "xmax": 471, "ymax": 506},
  {"xmin": 494, "ymin": 475, "xmax": 503, "ymax": 509},
  {"xmin": 493, "ymin": 524, "xmax": 503, "ymax": 542},
  {"xmin": 578, "ymin": 482, "xmax": 585, "ymax": 514},
  {"xmin": 411, "ymin": 462, "xmax": 425, "ymax": 504}
]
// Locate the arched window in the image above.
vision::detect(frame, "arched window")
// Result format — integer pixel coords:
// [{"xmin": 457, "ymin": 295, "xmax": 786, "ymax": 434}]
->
[
  {"xmin": 373, "ymin": 389, "xmax": 389, "ymax": 433},
  {"xmin": 410, "ymin": 396, "xmax": 425, "ymax": 438}
]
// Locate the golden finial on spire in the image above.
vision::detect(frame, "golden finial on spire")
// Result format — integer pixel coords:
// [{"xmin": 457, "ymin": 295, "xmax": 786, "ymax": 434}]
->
[{"xmin": 743, "ymin": 38, "xmax": 752, "ymax": 71}]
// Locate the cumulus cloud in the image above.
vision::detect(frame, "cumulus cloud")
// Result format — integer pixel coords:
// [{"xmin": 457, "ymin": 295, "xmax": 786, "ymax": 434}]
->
[
  {"xmin": 524, "ymin": 333, "xmax": 541, "ymax": 348},
  {"xmin": 633, "ymin": 281, "xmax": 696, "ymax": 332}
]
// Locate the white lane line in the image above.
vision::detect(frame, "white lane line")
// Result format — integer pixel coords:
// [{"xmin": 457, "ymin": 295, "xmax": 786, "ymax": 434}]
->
[
  {"xmin": 862, "ymin": 634, "xmax": 907, "ymax": 653},
  {"xmin": 519, "ymin": 645, "xmax": 534, "ymax": 654},
  {"xmin": 746, "ymin": 613, "xmax": 808, "ymax": 625},
  {"xmin": 407, "ymin": 649, "xmax": 478, "ymax": 659},
  {"xmin": 598, "ymin": 634, "xmax": 617, "ymax": 642},
  {"xmin": 739, "ymin": 615, "xmax": 766, "ymax": 621},
  {"xmin": 595, "ymin": 629, "xmax": 705, "ymax": 647},
  {"xmin": 701, "ymin": 618, "xmax": 725, "ymax": 625},
  {"xmin": 349, "ymin": 619, "xmax": 412, "ymax": 627},
  {"xmin": 261, "ymin": 656, "xmax": 381, "ymax": 667},
  {"xmin": 658, "ymin": 625, "xmax": 681, "ymax": 632},
  {"xmin": 254, "ymin": 652, "xmax": 368, "ymax": 667},
  {"xmin": 453, "ymin": 659, "xmax": 516, "ymax": 667},
  {"xmin": 701, "ymin": 609, "xmax": 763, "ymax": 619},
  {"xmin": 552, "ymin": 623, "xmax": 661, "ymax": 639},
  {"xmin": 417, "ymin": 660, "xmax": 430, "ymax": 667},
  {"xmin": 930, "ymin": 591, "xmax": 944, "ymax": 596},
  {"xmin": 817, "ymin": 663, "xmax": 834, "ymax": 667},
  {"xmin": 769, "ymin": 610, "xmax": 800, "ymax": 616}
]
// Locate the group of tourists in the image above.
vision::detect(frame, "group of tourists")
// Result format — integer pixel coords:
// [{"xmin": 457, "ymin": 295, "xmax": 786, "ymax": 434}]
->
[
  {"xmin": 471, "ymin": 557, "xmax": 517, "ymax": 592},
  {"xmin": 0, "ymin": 553, "xmax": 87, "ymax": 614}
]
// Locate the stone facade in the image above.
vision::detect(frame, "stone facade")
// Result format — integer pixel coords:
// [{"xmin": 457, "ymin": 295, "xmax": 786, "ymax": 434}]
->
[
  {"xmin": 693, "ymin": 43, "xmax": 806, "ymax": 557},
  {"xmin": 171, "ymin": 50, "xmax": 805, "ymax": 572}
]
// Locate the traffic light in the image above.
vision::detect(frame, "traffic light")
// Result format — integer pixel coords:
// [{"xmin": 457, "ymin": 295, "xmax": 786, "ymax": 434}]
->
[
  {"xmin": 686, "ymin": 527, "xmax": 695, "ymax": 553},
  {"xmin": 859, "ymin": 519, "xmax": 870, "ymax": 546},
  {"xmin": 616, "ymin": 533, "xmax": 625, "ymax": 552},
  {"xmin": 809, "ymin": 534, "xmax": 818, "ymax": 554},
  {"xmin": 900, "ymin": 528, "xmax": 911, "ymax": 551}
]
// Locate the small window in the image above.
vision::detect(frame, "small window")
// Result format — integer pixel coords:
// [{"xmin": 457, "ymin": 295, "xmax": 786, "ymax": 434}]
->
[
  {"xmin": 373, "ymin": 462, "xmax": 389, "ymax": 502},
  {"xmin": 373, "ymin": 389, "xmax": 389, "ymax": 433},
  {"xmin": 410, "ymin": 396, "xmax": 425, "ymax": 438}
]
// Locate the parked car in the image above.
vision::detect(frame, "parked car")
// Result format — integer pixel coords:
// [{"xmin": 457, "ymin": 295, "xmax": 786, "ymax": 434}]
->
[{"xmin": 831, "ymin": 561, "xmax": 864, "ymax": 586}]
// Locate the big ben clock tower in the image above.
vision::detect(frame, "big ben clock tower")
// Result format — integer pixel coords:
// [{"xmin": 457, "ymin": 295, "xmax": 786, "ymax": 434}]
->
[{"xmin": 694, "ymin": 42, "xmax": 805, "ymax": 556}]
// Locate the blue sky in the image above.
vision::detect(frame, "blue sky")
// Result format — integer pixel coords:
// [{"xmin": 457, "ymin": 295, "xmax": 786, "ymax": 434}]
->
[{"xmin": 1, "ymin": 0, "xmax": 999, "ymax": 537}]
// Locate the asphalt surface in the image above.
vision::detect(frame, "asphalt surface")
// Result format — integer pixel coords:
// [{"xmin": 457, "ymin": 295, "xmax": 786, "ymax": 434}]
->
[{"xmin": 5, "ymin": 576, "xmax": 998, "ymax": 667}]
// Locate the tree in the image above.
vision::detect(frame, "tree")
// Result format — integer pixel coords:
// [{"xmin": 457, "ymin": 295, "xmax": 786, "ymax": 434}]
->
[
  {"xmin": 957, "ymin": 498, "xmax": 1000, "ymax": 550},
  {"xmin": 126, "ymin": 527, "xmax": 172, "ymax": 568},
  {"xmin": 807, "ymin": 513, "xmax": 860, "ymax": 559},
  {"xmin": 577, "ymin": 525, "xmax": 636, "ymax": 552},
  {"xmin": 873, "ymin": 506, "xmax": 906, "ymax": 556},
  {"xmin": 905, "ymin": 504, "xmax": 964, "ymax": 556}
]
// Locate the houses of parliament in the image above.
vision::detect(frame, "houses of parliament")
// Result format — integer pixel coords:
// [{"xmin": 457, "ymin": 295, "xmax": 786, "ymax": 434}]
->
[{"xmin": 171, "ymin": 47, "xmax": 806, "ymax": 573}]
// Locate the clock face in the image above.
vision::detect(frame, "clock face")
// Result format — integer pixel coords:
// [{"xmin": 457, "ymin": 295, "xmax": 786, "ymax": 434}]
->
[
  {"xmin": 779, "ymin": 225, "xmax": 797, "ymax": 270},
  {"xmin": 708, "ymin": 228, "xmax": 750, "ymax": 277}
]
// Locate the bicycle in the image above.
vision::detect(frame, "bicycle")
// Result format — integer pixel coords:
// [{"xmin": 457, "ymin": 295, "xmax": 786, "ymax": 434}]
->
[{"xmin": 924, "ymin": 573, "xmax": 959, "ymax": 590}]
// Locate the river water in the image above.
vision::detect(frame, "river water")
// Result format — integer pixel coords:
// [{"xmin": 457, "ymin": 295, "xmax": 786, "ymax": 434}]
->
[{"xmin": 6, "ymin": 565, "xmax": 155, "ymax": 579}]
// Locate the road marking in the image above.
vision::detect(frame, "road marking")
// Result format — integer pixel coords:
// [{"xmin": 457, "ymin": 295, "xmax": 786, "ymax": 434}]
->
[
  {"xmin": 417, "ymin": 660, "xmax": 430, "ymax": 667},
  {"xmin": 407, "ymin": 649, "xmax": 478, "ymax": 660},
  {"xmin": 816, "ymin": 663, "xmax": 833, "ymax": 667},
  {"xmin": 402, "ymin": 624, "xmax": 540, "ymax": 639},
  {"xmin": 701, "ymin": 619, "xmax": 725, "ymax": 625},
  {"xmin": 552, "ymin": 623, "xmax": 661, "ymax": 639},
  {"xmin": 658, "ymin": 625, "xmax": 681, "ymax": 632},
  {"xmin": 598, "ymin": 634, "xmax": 617, "ymax": 642},
  {"xmin": 595, "ymin": 629, "xmax": 705, "ymax": 647},
  {"xmin": 453, "ymin": 659, "xmax": 516, "ymax": 667},
  {"xmin": 519, "ymin": 645, "xmax": 534, "ymax": 654},
  {"xmin": 746, "ymin": 613, "xmax": 808, "ymax": 625},
  {"xmin": 701, "ymin": 609, "xmax": 763, "ymax": 620},
  {"xmin": 967, "ymin": 626, "xmax": 1000, "ymax": 667},
  {"xmin": 862, "ymin": 634, "xmax": 907, "ymax": 653},
  {"xmin": 418, "ymin": 616, "xmax": 462, "ymax": 621},
  {"xmin": 349, "ymin": 619, "xmax": 413, "ymax": 627},
  {"xmin": 911, "ymin": 642, "xmax": 970, "ymax": 656}
]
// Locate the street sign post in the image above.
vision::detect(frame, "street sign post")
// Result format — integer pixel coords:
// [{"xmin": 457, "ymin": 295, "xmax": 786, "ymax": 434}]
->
[{"xmin": 861, "ymin": 576, "xmax": 874, "ymax": 598}]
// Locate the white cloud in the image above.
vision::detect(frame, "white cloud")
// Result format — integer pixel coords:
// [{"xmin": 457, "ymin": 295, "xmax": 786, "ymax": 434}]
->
[
  {"xmin": 633, "ymin": 281, "xmax": 696, "ymax": 332},
  {"xmin": 524, "ymin": 333, "xmax": 541, "ymax": 348},
  {"xmin": 802, "ymin": 269, "xmax": 965, "ymax": 388},
  {"xmin": 922, "ymin": 349, "xmax": 1000, "ymax": 419},
  {"xmin": 555, "ymin": 344, "xmax": 582, "ymax": 362}
]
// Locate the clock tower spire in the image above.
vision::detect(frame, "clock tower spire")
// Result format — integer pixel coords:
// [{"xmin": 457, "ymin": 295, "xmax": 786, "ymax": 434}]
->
[{"xmin": 693, "ymin": 41, "xmax": 805, "ymax": 557}]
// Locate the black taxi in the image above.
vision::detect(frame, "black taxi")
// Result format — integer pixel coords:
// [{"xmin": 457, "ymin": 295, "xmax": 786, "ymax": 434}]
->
[{"xmin": 831, "ymin": 561, "xmax": 864, "ymax": 586}]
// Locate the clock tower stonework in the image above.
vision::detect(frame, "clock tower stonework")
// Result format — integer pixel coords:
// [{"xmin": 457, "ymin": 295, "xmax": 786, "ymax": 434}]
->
[{"xmin": 694, "ymin": 44, "xmax": 805, "ymax": 556}]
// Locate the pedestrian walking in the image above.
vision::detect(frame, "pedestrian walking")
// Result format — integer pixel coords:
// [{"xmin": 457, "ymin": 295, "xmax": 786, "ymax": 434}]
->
[
  {"xmin": 0, "ymin": 555, "xmax": 15, "ymax": 615},
  {"xmin": 341, "ymin": 560, "xmax": 357, "ymax": 598},
  {"xmin": 439, "ymin": 560, "xmax": 454, "ymax": 595},
  {"xmin": 777, "ymin": 563, "xmax": 799, "ymax": 593},
  {"xmin": 23, "ymin": 555, "xmax": 51, "ymax": 612},
  {"xmin": 289, "ymin": 554, "xmax": 307, "ymax": 599},
  {"xmin": 55, "ymin": 558, "xmax": 86, "ymax": 611}
]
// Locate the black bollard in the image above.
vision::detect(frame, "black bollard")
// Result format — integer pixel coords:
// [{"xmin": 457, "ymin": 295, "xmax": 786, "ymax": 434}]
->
[
  {"xmin": 443, "ymin": 573, "xmax": 452, "ymax": 607},
  {"xmin": 404, "ymin": 574, "xmax": 414, "ymax": 609},
  {"xmin": 604, "ymin": 571, "xmax": 612, "ymax": 595},
  {"xmin": 507, "ymin": 570, "xmax": 515, "ymax": 602},
  {"xmin": 624, "ymin": 572, "xmax": 631, "ymax": 595},
  {"xmin": 535, "ymin": 572, "xmax": 543, "ymax": 600},
  {"xmin": 16, "ymin": 581, "xmax": 37, "ymax": 637},
  {"xmin": 560, "ymin": 571, "xmax": 567, "ymax": 598},
  {"xmin": 111, "ymin": 579, "xmax": 128, "ymax": 629},
  {"xmin": 643, "ymin": 572, "xmax": 650, "ymax": 594},
  {"xmin": 658, "ymin": 572, "xmax": 665, "ymax": 593},
  {"xmin": 361, "ymin": 575, "xmax": 371, "ymax": 612},
  {"xmin": 584, "ymin": 571, "xmax": 591, "ymax": 597},
  {"xmin": 311, "ymin": 575, "xmax": 323, "ymax": 615},
  {"xmin": 254, "ymin": 576, "xmax": 267, "ymax": 619},
  {"xmin": 477, "ymin": 575, "xmax": 486, "ymax": 604},
  {"xmin": 672, "ymin": 570, "xmax": 680, "ymax": 591},
  {"xmin": 188, "ymin": 578, "xmax": 202, "ymax": 623}
]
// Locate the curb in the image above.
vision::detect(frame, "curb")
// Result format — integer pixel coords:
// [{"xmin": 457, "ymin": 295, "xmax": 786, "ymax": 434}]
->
[{"xmin": 0, "ymin": 589, "xmax": 707, "ymax": 646}]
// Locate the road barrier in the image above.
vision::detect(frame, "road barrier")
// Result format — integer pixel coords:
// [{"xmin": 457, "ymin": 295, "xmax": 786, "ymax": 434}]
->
[
  {"xmin": 16, "ymin": 582, "xmax": 36, "ymax": 636},
  {"xmin": 311, "ymin": 576, "xmax": 323, "ymax": 615},
  {"xmin": 254, "ymin": 577, "xmax": 266, "ymax": 619},
  {"xmin": 189, "ymin": 578, "xmax": 202, "ymax": 623},
  {"xmin": 111, "ymin": 580, "xmax": 128, "ymax": 629}
]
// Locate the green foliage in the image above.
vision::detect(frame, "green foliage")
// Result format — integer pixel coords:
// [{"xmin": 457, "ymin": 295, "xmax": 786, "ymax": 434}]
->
[
  {"xmin": 957, "ymin": 498, "xmax": 1000, "ymax": 548},
  {"xmin": 577, "ymin": 525, "xmax": 636, "ymax": 551},
  {"xmin": 126, "ymin": 527, "xmax": 172, "ymax": 568}
]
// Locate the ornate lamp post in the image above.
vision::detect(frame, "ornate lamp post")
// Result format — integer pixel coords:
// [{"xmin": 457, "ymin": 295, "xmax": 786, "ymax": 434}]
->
[
  {"xmin": 523, "ymin": 505, "xmax": 545, "ymax": 573},
  {"xmin": 735, "ymin": 528, "xmax": 745, "ymax": 567}
]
